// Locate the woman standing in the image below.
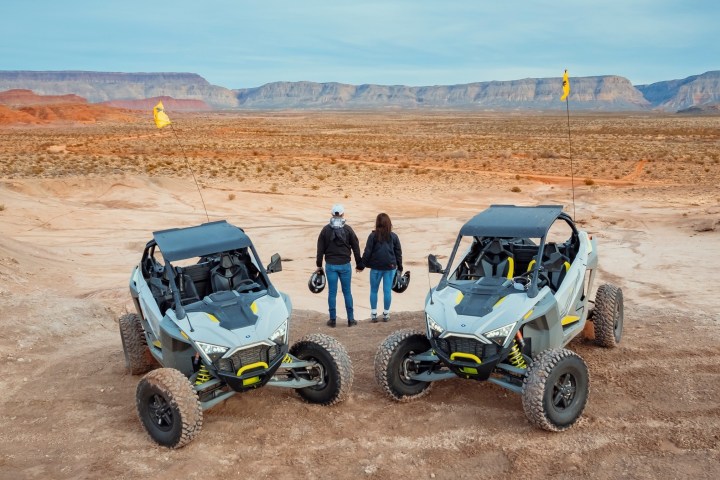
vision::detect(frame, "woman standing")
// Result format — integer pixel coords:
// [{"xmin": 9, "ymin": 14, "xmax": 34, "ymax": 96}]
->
[{"xmin": 361, "ymin": 213, "xmax": 403, "ymax": 322}]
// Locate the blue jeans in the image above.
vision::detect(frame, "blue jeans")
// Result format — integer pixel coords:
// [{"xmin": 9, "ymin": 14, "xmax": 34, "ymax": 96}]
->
[
  {"xmin": 369, "ymin": 269, "xmax": 395, "ymax": 312},
  {"xmin": 326, "ymin": 263, "xmax": 354, "ymax": 321}
]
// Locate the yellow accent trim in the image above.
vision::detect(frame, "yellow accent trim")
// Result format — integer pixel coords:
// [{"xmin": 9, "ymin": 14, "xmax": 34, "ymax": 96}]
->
[
  {"xmin": 455, "ymin": 292, "xmax": 464, "ymax": 305},
  {"xmin": 460, "ymin": 367, "xmax": 478, "ymax": 375},
  {"xmin": 152, "ymin": 340, "xmax": 162, "ymax": 347},
  {"xmin": 561, "ymin": 315, "xmax": 580, "ymax": 326},
  {"xmin": 450, "ymin": 352, "xmax": 482, "ymax": 364},
  {"xmin": 506, "ymin": 257, "xmax": 515, "ymax": 279},
  {"xmin": 523, "ymin": 309, "xmax": 534, "ymax": 320},
  {"xmin": 493, "ymin": 296, "xmax": 506, "ymax": 308},
  {"xmin": 207, "ymin": 314, "xmax": 219, "ymax": 323},
  {"xmin": 242, "ymin": 376, "xmax": 260, "ymax": 386},
  {"xmin": 282, "ymin": 354, "xmax": 293, "ymax": 363},
  {"xmin": 180, "ymin": 331, "xmax": 188, "ymax": 340},
  {"xmin": 237, "ymin": 361, "xmax": 269, "ymax": 377},
  {"xmin": 250, "ymin": 301, "xmax": 258, "ymax": 314},
  {"xmin": 527, "ymin": 259, "xmax": 536, "ymax": 272},
  {"xmin": 564, "ymin": 261, "xmax": 571, "ymax": 271}
]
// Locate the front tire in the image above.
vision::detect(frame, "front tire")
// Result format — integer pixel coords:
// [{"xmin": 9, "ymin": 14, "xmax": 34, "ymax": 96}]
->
[
  {"xmin": 594, "ymin": 284, "xmax": 624, "ymax": 348},
  {"xmin": 119, "ymin": 313, "xmax": 157, "ymax": 375},
  {"xmin": 136, "ymin": 368, "xmax": 203, "ymax": 448},
  {"xmin": 522, "ymin": 348, "xmax": 589, "ymax": 432},
  {"xmin": 374, "ymin": 329, "xmax": 433, "ymax": 402},
  {"xmin": 289, "ymin": 333, "xmax": 353, "ymax": 405}
]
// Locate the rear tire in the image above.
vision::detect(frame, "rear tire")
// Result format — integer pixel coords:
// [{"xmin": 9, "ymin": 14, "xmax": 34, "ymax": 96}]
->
[
  {"xmin": 136, "ymin": 368, "xmax": 203, "ymax": 448},
  {"xmin": 522, "ymin": 348, "xmax": 589, "ymax": 432},
  {"xmin": 119, "ymin": 313, "xmax": 158, "ymax": 375},
  {"xmin": 289, "ymin": 333, "xmax": 353, "ymax": 405},
  {"xmin": 594, "ymin": 284, "xmax": 624, "ymax": 348},
  {"xmin": 375, "ymin": 329, "xmax": 433, "ymax": 402}
]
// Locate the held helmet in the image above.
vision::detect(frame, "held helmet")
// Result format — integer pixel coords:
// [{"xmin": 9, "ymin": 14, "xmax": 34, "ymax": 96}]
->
[
  {"xmin": 392, "ymin": 270, "xmax": 411, "ymax": 293},
  {"xmin": 308, "ymin": 270, "xmax": 326, "ymax": 294}
]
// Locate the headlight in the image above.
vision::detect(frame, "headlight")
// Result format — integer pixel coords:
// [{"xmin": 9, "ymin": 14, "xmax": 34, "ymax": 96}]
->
[
  {"xmin": 270, "ymin": 320, "xmax": 288, "ymax": 345},
  {"xmin": 426, "ymin": 314, "xmax": 444, "ymax": 337},
  {"xmin": 196, "ymin": 341, "xmax": 230, "ymax": 361},
  {"xmin": 484, "ymin": 322, "xmax": 516, "ymax": 346}
]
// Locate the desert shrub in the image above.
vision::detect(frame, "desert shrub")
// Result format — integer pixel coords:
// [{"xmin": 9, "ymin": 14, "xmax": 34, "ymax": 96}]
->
[
  {"xmin": 0, "ymin": 204, "xmax": 5, "ymax": 212},
  {"xmin": 511, "ymin": 186, "xmax": 521, "ymax": 193},
  {"xmin": 228, "ymin": 193, "xmax": 236, "ymax": 201},
  {"xmin": 584, "ymin": 178, "xmax": 595, "ymax": 185}
]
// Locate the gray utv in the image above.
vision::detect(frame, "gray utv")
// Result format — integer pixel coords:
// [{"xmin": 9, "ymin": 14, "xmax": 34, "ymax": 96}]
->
[
  {"xmin": 375, "ymin": 205, "xmax": 623, "ymax": 431},
  {"xmin": 119, "ymin": 220, "xmax": 353, "ymax": 448}
]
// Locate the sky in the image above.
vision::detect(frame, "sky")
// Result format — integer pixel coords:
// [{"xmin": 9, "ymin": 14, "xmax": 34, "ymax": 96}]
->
[{"xmin": 1, "ymin": 1, "xmax": 717, "ymax": 89}]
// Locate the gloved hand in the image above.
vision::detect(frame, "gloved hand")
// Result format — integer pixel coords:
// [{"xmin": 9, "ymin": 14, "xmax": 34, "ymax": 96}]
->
[
  {"xmin": 315, "ymin": 267, "xmax": 324, "ymax": 274},
  {"xmin": 397, "ymin": 267, "xmax": 403, "ymax": 273}
]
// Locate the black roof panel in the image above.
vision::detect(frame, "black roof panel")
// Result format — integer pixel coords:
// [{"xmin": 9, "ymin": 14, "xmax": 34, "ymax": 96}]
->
[
  {"xmin": 153, "ymin": 220, "xmax": 252, "ymax": 262},
  {"xmin": 459, "ymin": 205, "xmax": 564, "ymax": 238}
]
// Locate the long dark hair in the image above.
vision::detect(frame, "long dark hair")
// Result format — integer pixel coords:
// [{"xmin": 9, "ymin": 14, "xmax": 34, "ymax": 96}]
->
[{"xmin": 375, "ymin": 213, "xmax": 392, "ymax": 242}]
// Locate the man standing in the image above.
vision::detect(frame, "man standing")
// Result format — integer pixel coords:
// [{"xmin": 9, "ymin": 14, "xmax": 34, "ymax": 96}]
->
[{"xmin": 316, "ymin": 204, "xmax": 364, "ymax": 327}]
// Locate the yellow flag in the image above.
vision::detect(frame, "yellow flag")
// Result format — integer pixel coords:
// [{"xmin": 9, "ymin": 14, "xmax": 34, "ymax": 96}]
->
[
  {"xmin": 153, "ymin": 101, "xmax": 171, "ymax": 128},
  {"xmin": 561, "ymin": 69, "xmax": 570, "ymax": 101}
]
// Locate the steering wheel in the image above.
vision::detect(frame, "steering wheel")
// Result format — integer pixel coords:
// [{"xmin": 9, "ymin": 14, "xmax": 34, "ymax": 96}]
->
[
  {"xmin": 520, "ymin": 267, "xmax": 550, "ymax": 289},
  {"xmin": 234, "ymin": 279, "xmax": 262, "ymax": 293}
]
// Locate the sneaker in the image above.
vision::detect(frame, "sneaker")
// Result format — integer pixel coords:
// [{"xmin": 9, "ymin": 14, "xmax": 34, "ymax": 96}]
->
[
  {"xmin": 327, "ymin": 319, "xmax": 336, "ymax": 328},
  {"xmin": 348, "ymin": 319, "xmax": 358, "ymax": 327},
  {"xmin": 382, "ymin": 313, "xmax": 390, "ymax": 322},
  {"xmin": 371, "ymin": 313, "xmax": 378, "ymax": 323}
]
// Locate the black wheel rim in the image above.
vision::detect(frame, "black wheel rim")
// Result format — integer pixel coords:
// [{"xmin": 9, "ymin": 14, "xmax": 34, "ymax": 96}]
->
[
  {"xmin": 613, "ymin": 302, "xmax": 623, "ymax": 342},
  {"xmin": 552, "ymin": 373, "xmax": 577, "ymax": 410},
  {"xmin": 148, "ymin": 393, "xmax": 174, "ymax": 432}
]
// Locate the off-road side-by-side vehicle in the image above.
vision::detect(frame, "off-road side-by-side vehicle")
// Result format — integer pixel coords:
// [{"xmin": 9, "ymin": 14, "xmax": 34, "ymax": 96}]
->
[
  {"xmin": 375, "ymin": 205, "xmax": 623, "ymax": 431},
  {"xmin": 119, "ymin": 221, "xmax": 353, "ymax": 448}
]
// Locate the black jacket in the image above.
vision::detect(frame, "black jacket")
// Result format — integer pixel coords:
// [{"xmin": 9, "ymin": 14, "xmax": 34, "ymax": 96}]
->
[
  {"xmin": 361, "ymin": 231, "xmax": 402, "ymax": 271},
  {"xmin": 316, "ymin": 223, "xmax": 364, "ymax": 268}
]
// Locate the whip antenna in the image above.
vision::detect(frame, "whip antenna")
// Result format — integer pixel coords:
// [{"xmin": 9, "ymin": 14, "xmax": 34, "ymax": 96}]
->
[
  {"xmin": 170, "ymin": 124, "xmax": 210, "ymax": 223},
  {"xmin": 561, "ymin": 69, "xmax": 576, "ymax": 221},
  {"xmin": 153, "ymin": 101, "xmax": 209, "ymax": 223}
]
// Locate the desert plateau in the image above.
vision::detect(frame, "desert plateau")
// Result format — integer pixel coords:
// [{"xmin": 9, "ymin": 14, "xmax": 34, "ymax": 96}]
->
[{"xmin": 1, "ymin": 110, "xmax": 719, "ymax": 479}]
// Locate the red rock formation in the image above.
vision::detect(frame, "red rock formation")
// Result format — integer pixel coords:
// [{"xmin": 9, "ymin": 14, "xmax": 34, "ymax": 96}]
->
[{"xmin": 0, "ymin": 89, "xmax": 87, "ymax": 106}]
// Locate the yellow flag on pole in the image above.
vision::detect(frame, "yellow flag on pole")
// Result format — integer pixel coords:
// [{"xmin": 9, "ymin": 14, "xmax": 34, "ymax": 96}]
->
[
  {"xmin": 153, "ymin": 101, "xmax": 171, "ymax": 128},
  {"xmin": 561, "ymin": 69, "xmax": 570, "ymax": 101}
]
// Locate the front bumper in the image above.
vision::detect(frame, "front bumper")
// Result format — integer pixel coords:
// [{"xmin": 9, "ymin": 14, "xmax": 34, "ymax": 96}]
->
[
  {"xmin": 431, "ymin": 336, "xmax": 507, "ymax": 381},
  {"xmin": 216, "ymin": 343, "xmax": 288, "ymax": 392}
]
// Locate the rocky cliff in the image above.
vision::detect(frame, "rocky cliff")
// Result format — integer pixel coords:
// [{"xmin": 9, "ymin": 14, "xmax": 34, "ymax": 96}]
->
[
  {"xmin": 2, "ymin": 70, "xmax": 719, "ymax": 112},
  {"xmin": 0, "ymin": 71, "xmax": 238, "ymax": 109},
  {"xmin": 234, "ymin": 76, "xmax": 650, "ymax": 110},
  {"xmin": 636, "ymin": 71, "xmax": 720, "ymax": 111}
]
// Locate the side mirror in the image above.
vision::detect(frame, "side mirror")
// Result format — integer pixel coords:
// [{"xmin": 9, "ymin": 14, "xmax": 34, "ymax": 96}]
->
[
  {"xmin": 266, "ymin": 253, "xmax": 282, "ymax": 274},
  {"xmin": 428, "ymin": 254, "xmax": 444, "ymax": 274}
]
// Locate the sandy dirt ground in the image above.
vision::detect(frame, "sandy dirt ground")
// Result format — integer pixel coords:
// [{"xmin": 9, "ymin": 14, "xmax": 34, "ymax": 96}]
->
[{"xmin": 1, "ymin": 113, "xmax": 719, "ymax": 479}]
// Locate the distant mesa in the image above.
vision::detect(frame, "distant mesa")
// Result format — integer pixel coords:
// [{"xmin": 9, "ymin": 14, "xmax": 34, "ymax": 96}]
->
[
  {"xmin": 0, "ymin": 70, "xmax": 719, "ymax": 113},
  {"xmin": 101, "ymin": 96, "xmax": 212, "ymax": 111}
]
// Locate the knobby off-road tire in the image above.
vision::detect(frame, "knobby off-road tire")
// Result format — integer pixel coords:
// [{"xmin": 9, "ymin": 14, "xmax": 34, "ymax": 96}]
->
[
  {"xmin": 136, "ymin": 368, "xmax": 203, "ymax": 448},
  {"xmin": 374, "ymin": 329, "xmax": 433, "ymax": 402},
  {"xmin": 593, "ymin": 284, "xmax": 624, "ymax": 348},
  {"xmin": 289, "ymin": 333, "xmax": 354, "ymax": 405},
  {"xmin": 119, "ymin": 313, "xmax": 158, "ymax": 375},
  {"xmin": 522, "ymin": 348, "xmax": 589, "ymax": 432}
]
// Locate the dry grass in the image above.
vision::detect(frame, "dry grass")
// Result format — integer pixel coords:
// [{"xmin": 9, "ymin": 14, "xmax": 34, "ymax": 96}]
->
[{"xmin": 1, "ymin": 112, "xmax": 718, "ymax": 191}]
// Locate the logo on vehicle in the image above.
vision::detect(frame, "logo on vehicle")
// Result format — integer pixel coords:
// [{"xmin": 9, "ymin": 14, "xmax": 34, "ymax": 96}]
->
[
  {"xmin": 245, "ymin": 335, "xmax": 251, "ymax": 339},
  {"xmin": 461, "ymin": 323, "xmax": 466, "ymax": 327}
]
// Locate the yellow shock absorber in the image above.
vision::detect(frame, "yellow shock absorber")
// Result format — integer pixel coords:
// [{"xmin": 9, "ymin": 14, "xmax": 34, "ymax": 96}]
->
[
  {"xmin": 195, "ymin": 364, "xmax": 212, "ymax": 385},
  {"xmin": 508, "ymin": 340, "xmax": 527, "ymax": 369}
]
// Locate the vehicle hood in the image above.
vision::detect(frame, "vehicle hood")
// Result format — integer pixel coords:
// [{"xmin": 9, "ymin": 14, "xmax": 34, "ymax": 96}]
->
[
  {"xmin": 426, "ymin": 280, "xmax": 543, "ymax": 338},
  {"xmin": 168, "ymin": 290, "xmax": 289, "ymax": 348}
]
